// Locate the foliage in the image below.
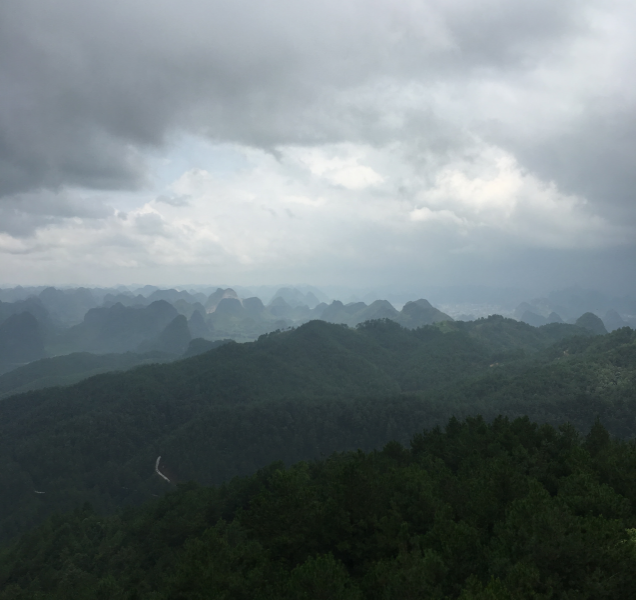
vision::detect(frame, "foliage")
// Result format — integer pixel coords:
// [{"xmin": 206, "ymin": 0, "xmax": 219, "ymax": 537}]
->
[
  {"xmin": 0, "ymin": 351, "xmax": 174, "ymax": 399},
  {"xmin": 2, "ymin": 417, "xmax": 636, "ymax": 598},
  {"xmin": 0, "ymin": 319, "xmax": 633, "ymax": 544}
]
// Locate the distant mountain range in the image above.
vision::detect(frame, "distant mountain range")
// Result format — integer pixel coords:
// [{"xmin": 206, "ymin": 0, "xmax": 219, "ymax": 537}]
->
[
  {"xmin": 513, "ymin": 286, "xmax": 636, "ymax": 331},
  {"xmin": 0, "ymin": 312, "xmax": 45, "ymax": 372},
  {"xmin": 0, "ymin": 283, "xmax": 633, "ymax": 376}
]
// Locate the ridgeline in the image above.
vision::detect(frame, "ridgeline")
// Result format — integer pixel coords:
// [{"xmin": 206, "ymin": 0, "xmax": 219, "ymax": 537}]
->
[{"xmin": 1, "ymin": 317, "xmax": 635, "ymax": 543}]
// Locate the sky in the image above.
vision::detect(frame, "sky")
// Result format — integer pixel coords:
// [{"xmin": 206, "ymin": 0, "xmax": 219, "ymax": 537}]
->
[{"xmin": 1, "ymin": 0, "xmax": 635, "ymax": 295}]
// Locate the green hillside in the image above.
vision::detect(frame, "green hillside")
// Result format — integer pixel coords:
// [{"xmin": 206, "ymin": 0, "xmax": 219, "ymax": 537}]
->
[
  {"xmin": 2, "ymin": 416, "xmax": 636, "ymax": 599},
  {"xmin": 0, "ymin": 317, "xmax": 630, "ymax": 543},
  {"xmin": 0, "ymin": 351, "xmax": 174, "ymax": 399}
]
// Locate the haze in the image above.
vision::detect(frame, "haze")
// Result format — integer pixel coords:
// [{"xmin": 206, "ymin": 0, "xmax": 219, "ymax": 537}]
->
[{"xmin": 1, "ymin": 0, "xmax": 635, "ymax": 295}]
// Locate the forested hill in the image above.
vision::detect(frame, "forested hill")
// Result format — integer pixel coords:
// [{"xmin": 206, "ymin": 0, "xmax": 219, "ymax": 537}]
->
[
  {"xmin": 0, "ymin": 317, "xmax": 632, "ymax": 543},
  {"xmin": 0, "ymin": 350, "xmax": 175, "ymax": 399},
  {"xmin": 2, "ymin": 416, "xmax": 636, "ymax": 599}
]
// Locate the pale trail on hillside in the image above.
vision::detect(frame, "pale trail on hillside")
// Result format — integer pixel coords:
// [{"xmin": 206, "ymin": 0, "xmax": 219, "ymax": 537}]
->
[{"xmin": 155, "ymin": 456, "xmax": 171, "ymax": 483}]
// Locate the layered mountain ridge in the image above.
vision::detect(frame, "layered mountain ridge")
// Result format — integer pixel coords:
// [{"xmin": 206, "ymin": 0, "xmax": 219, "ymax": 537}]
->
[
  {"xmin": 0, "ymin": 283, "xmax": 633, "ymax": 377},
  {"xmin": 1, "ymin": 315, "xmax": 630, "ymax": 542}
]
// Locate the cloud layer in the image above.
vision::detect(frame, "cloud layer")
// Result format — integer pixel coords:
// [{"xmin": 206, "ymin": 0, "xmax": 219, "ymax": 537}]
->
[{"xmin": 0, "ymin": 0, "xmax": 634, "ymax": 291}]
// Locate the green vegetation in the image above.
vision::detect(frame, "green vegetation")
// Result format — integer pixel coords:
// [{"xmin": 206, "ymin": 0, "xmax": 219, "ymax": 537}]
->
[
  {"xmin": 0, "ymin": 351, "xmax": 174, "ymax": 399},
  {"xmin": 2, "ymin": 416, "xmax": 636, "ymax": 599},
  {"xmin": 1, "ymin": 316, "xmax": 633, "ymax": 546}
]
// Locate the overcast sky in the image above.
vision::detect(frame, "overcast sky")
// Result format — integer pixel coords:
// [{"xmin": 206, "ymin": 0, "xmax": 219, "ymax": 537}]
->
[{"xmin": 1, "ymin": 0, "xmax": 635, "ymax": 294}]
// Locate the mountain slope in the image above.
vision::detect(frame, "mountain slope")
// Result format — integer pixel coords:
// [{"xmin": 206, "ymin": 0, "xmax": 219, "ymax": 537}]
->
[
  {"xmin": 54, "ymin": 300, "xmax": 179, "ymax": 354},
  {"xmin": 0, "ymin": 318, "xmax": 627, "ymax": 541},
  {"xmin": 0, "ymin": 312, "xmax": 45, "ymax": 373},
  {"xmin": 0, "ymin": 350, "xmax": 174, "ymax": 399}
]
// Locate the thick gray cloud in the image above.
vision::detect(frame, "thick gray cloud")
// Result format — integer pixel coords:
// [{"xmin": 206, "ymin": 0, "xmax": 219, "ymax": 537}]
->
[
  {"xmin": 0, "ymin": 0, "xmax": 597, "ymax": 194},
  {"xmin": 0, "ymin": 0, "xmax": 634, "ymax": 293},
  {"xmin": 498, "ymin": 105, "xmax": 636, "ymax": 222},
  {"xmin": 0, "ymin": 191, "xmax": 113, "ymax": 237}
]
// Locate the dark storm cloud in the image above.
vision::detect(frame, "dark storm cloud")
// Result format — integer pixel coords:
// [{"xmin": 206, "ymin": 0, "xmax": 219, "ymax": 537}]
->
[
  {"xmin": 0, "ymin": 191, "xmax": 114, "ymax": 237},
  {"xmin": 0, "ymin": 0, "xmax": 593, "ymax": 197},
  {"xmin": 494, "ymin": 104, "xmax": 636, "ymax": 222}
]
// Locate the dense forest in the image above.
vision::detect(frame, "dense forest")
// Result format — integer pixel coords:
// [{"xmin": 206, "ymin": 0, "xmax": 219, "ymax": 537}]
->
[
  {"xmin": 0, "ymin": 308, "xmax": 635, "ymax": 597},
  {"xmin": 0, "ymin": 351, "xmax": 174, "ymax": 400},
  {"xmin": 0, "ymin": 316, "xmax": 635, "ymax": 544},
  {"xmin": 1, "ymin": 416, "xmax": 636, "ymax": 598}
]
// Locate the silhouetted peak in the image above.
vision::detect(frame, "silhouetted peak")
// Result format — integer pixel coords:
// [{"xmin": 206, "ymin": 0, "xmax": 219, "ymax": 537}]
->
[
  {"xmin": 267, "ymin": 296, "xmax": 293, "ymax": 318},
  {"xmin": 157, "ymin": 315, "xmax": 191, "ymax": 354},
  {"xmin": 575, "ymin": 312, "xmax": 607, "ymax": 335},
  {"xmin": 344, "ymin": 302, "xmax": 367, "ymax": 314},
  {"xmin": 520, "ymin": 311, "xmax": 547, "ymax": 327},
  {"xmin": 401, "ymin": 299, "xmax": 433, "ymax": 316},
  {"xmin": 206, "ymin": 288, "xmax": 240, "ymax": 311},
  {"xmin": 214, "ymin": 297, "xmax": 246, "ymax": 318},
  {"xmin": 399, "ymin": 299, "xmax": 453, "ymax": 327},
  {"xmin": 188, "ymin": 310, "xmax": 207, "ymax": 327},
  {"xmin": 269, "ymin": 296, "xmax": 292, "ymax": 308},
  {"xmin": 188, "ymin": 310, "xmax": 210, "ymax": 338},
  {"xmin": 0, "ymin": 311, "xmax": 45, "ymax": 364},
  {"xmin": 39, "ymin": 286, "xmax": 59, "ymax": 299},
  {"xmin": 602, "ymin": 309, "xmax": 625, "ymax": 332},
  {"xmin": 271, "ymin": 287, "xmax": 320, "ymax": 308},
  {"xmin": 547, "ymin": 312, "xmax": 563, "ymax": 324},
  {"xmin": 243, "ymin": 297, "xmax": 265, "ymax": 313},
  {"xmin": 146, "ymin": 300, "xmax": 179, "ymax": 319}
]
